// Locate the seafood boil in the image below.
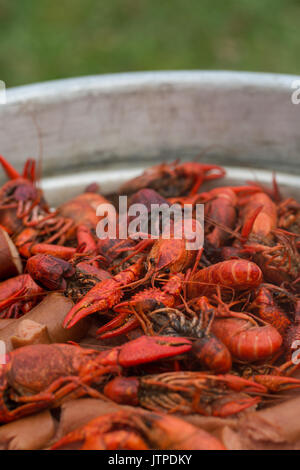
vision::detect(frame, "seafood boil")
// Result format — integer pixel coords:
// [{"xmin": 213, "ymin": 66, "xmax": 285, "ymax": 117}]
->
[{"xmin": 0, "ymin": 155, "xmax": 299, "ymax": 450}]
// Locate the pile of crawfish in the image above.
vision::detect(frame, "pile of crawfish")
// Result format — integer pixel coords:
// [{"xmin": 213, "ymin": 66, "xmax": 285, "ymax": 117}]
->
[{"xmin": 0, "ymin": 155, "xmax": 299, "ymax": 451}]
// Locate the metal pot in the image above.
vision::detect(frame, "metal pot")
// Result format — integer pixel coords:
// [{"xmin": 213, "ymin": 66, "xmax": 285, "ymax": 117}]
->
[{"xmin": 0, "ymin": 71, "xmax": 299, "ymax": 203}]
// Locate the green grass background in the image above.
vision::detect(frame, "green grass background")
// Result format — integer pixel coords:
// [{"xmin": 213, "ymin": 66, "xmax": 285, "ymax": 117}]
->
[{"xmin": 1, "ymin": 0, "xmax": 299, "ymax": 87}]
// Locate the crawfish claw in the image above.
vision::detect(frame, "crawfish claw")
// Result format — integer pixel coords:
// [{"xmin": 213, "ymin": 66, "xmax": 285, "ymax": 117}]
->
[
  {"xmin": 118, "ymin": 335, "xmax": 192, "ymax": 367},
  {"xmin": 63, "ymin": 279, "xmax": 121, "ymax": 328},
  {"xmin": 96, "ymin": 312, "xmax": 139, "ymax": 339},
  {"xmin": 254, "ymin": 374, "xmax": 300, "ymax": 392}
]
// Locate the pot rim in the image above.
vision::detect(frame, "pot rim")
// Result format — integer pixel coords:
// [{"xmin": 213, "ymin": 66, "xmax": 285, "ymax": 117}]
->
[{"xmin": 6, "ymin": 70, "xmax": 300, "ymax": 103}]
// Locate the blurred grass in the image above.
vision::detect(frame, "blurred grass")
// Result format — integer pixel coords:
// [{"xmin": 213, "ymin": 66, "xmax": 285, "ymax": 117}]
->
[{"xmin": 0, "ymin": 0, "xmax": 300, "ymax": 87}]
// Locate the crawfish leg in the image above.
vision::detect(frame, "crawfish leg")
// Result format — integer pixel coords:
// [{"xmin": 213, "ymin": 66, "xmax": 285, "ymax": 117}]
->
[
  {"xmin": 10, "ymin": 374, "xmax": 104, "ymax": 407},
  {"xmin": 52, "ymin": 364, "xmax": 119, "ymax": 403},
  {"xmin": 0, "ymin": 399, "xmax": 53, "ymax": 423},
  {"xmin": 189, "ymin": 175, "xmax": 205, "ymax": 196},
  {"xmin": 51, "ymin": 377, "xmax": 104, "ymax": 404}
]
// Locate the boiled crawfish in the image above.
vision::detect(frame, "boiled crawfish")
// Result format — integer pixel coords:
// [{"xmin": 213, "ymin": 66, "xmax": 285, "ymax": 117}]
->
[
  {"xmin": 120, "ymin": 161, "xmax": 226, "ymax": 198},
  {"xmin": 0, "ymin": 274, "xmax": 44, "ymax": 318},
  {"xmin": 52, "ymin": 408, "xmax": 226, "ymax": 450},
  {"xmin": 0, "ymin": 336, "xmax": 192, "ymax": 423},
  {"xmin": 103, "ymin": 371, "xmax": 266, "ymax": 417},
  {"xmin": 0, "ymin": 156, "xmax": 74, "ymax": 248}
]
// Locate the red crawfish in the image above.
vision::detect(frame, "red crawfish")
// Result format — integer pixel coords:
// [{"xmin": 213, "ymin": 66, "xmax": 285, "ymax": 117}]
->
[
  {"xmin": 238, "ymin": 191, "xmax": 300, "ymax": 283},
  {"xmin": 211, "ymin": 316, "xmax": 282, "ymax": 362},
  {"xmin": 240, "ymin": 191, "xmax": 278, "ymax": 244},
  {"xmin": 0, "ymin": 335, "xmax": 192, "ymax": 423},
  {"xmin": 14, "ymin": 194, "xmax": 105, "ymax": 259},
  {"xmin": 148, "ymin": 220, "xmax": 202, "ymax": 277},
  {"xmin": 124, "ymin": 217, "xmax": 204, "ymax": 287},
  {"xmin": 119, "ymin": 217, "xmax": 203, "ymax": 273},
  {"xmin": 96, "ymin": 287, "xmax": 177, "ymax": 339},
  {"xmin": 22, "ymin": 223, "xmax": 99, "ymax": 260},
  {"xmin": 98, "ymin": 296, "xmax": 232, "ymax": 373},
  {"xmin": 57, "ymin": 190, "xmax": 111, "ymax": 231},
  {"xmin": 26, "ymin": 253, "xmax": 112, "ymax": 304},
  {"xmin": 0, "ymin": 156, "xmax": 74, "ymax": 246},
  {"xmin": 96, "ymin": 188, "xmax": 170, "ymax": 264},
  {"xmin": 103, "ymin": 371, "xmax": 268, "ymax": 417},
  {"xmin": 189, "ymin": 296, "xmax": 284, "ymax": 362},
  {"xmin": 0, "ymin": 156, "xmax": 47, "ymax": 234},
  {"xmin": 97, "ymin": 235, "xmax": 136, "ymax": 264},
  {"xmin": 201, "ymin": 186, "xmax": 238, "ymax": 248},
  {"xmin": 52, "ymin": 408, "xmax": 226, "ymax": 450},
  {"xmin": 0, "ymin": 156, "xmax": 111, "ymax": 257},
  {"xmin": 253, "ymin": 369, "xmax": 300, "ymax": 392},
  {"xmin": 242, "ymin": 229, "xmax": 300, "ymax": 285},
  {"xmin": 127, "ymin": 188, "xmax": 171, "ymax": 230},
  {"xmin": 219, "ymin": 190, "xmax": 276, "ymax": 255},
  {"xmin": 64, "ymin": 218, "xmax": 203, "ymax": 329},
  {"xmin": 202, "ymin": 185, "xmax": 268, "ymax": 248},
  {"xmin": 253, "ymin": 229, "xmax": 300, "ymax": 284},
  {"xmin": 0, "ymin": 273, "xmax": 44, "ymax": 318},
  {"xmin": 62, "ymin": 257, "xmax": 145, "ymax": 328},
  {"xmin": 170, "ymin": 185, "xmax": 259, "ymax": 248},
  {"xmin": 244, "ymin": 352, "xmax": 300, "ymax": 391},
  {"xmin": 96, "ymin": 271, "xmax": 184, "ymax": 339},
  {"xmin": 249, "ymin": 286, "xmax": 291, "ymax": 336},
  {"xmin": 278, "ymin": 197, "xmax": 300, "ymax": 236},
  {"xmin": 119, "ymin": 160, "xmax": 226, "ymax": 198},
  {"xmin": 187, "ymin": 259, "xmax": 263, "ymax": 299}
]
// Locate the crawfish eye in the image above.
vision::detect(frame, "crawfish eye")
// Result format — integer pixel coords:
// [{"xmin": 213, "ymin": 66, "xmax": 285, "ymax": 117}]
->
[
  {"xmin": 7, "ymin": 186, "xmax": 16, "ymax": 197},
  {"xmin": 164, "ymin": 268, "xmax": 170, "ymax": 274},
  {"xmin": 149, "ymin": 258, "xmax": 155, "ymax": 265}
]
